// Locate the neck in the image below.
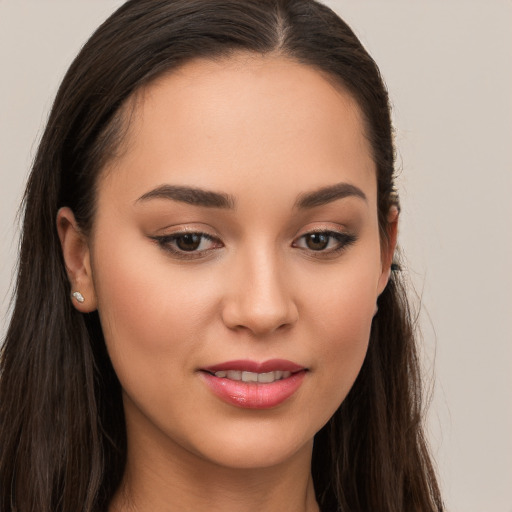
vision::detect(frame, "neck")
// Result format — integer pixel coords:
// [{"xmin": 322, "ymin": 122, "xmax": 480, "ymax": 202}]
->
[{"xmin": 110, "ymin": 429, "xmax": 319, "ymax": 512}]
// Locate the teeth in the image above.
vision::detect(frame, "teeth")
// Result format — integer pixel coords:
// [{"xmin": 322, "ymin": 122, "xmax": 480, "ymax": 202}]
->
[
  {"xmin": 242, "ymin": 371, "xmax": 258, "ymax": 383},
  {"xmin": 226, "ymin": 370, "xmax": 242, "ymax": 381},
  {"xmin": 258, "ymin": 371, "xmax": 275, "ymax": 383},
  {"xmin": 214, "ymin": 370, "xmax": 293, "ymax": 383}
]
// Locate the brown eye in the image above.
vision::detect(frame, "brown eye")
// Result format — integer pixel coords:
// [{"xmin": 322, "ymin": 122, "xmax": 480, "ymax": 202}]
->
[
  {"xmin": 151, "ymin": 232, "xmax": 222, "ymax": 257},
  {"xmin": 175, "ymin": 233, "xmax": 202, "ymax": 251},
  {"xmin": 293, "ymin": 230, "xmax": 357, "ymax": 255},
  {"xmin": 304, "ymin": 233, "xmax": 330, "ymax": 251}
]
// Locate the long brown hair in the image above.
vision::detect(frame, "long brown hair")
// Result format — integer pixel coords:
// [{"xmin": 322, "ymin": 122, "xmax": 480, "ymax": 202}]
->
[{"xmin": 0, "ymin": 1, "xmax": 443, "ymax": 510}]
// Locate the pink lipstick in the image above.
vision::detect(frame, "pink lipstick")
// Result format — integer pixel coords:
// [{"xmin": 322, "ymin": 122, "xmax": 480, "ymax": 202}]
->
[{"xmin": 200, "ymin": 359, "xmax": 307, "ymax": 409}]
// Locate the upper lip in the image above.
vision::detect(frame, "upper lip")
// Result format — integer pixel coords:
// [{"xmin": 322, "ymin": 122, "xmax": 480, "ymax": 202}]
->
[{"xmin": 201, "ymin": 359, "xmax": 306, "ymax": 373}]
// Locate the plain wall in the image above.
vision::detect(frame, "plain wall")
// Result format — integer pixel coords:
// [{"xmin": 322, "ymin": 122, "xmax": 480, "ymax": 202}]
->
[{"xmin": 1, "ymin": 1, "xmax": 511, "ymax": 511}]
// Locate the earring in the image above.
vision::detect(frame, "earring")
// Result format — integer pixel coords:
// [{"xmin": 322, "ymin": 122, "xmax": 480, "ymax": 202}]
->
[
  {"xmin": 72, "ymin": 291, "xmax": 85, "ymax": 303},
  {"xmin": 374, "ymin": 304, "xmax": 379, "ymax": 316}
]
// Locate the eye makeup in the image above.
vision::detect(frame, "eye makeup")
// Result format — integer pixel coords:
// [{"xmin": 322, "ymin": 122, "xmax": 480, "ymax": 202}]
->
[
  {"xmin": 149, "ymin": 227, "xmax": 357, "ymax": 262},
  {"xmin": 292, "ymin": 230, "xmax": 357, "ymax": 257},
  {"xmin": 150, "ymin": 231, "xmax": 223, "ymax": 260}
]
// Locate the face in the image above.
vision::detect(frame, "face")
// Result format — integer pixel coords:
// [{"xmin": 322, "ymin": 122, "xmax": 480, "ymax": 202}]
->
[{"xmin": 69, "ymin": 55, "xmax": 393, "ymax": 470}]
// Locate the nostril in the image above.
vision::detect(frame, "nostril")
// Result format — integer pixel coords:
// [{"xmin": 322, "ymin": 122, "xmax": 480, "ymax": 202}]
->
[
  {"xmin": 220, "ymin": 263, "xmax": 298, "ymax": 334},
  {"xmin": 221, "ymin": 303, "xmax": 298, "ymax": 335}
]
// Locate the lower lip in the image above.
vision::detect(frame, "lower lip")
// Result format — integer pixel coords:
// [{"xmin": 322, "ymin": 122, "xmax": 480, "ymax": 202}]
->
[{"xmin": 200, "ymin": 371, "xmax": 306, "ymax": 409}]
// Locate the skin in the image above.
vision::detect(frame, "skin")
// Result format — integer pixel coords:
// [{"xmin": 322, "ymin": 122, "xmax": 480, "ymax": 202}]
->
[{"xmin": 58, "ymin": 54, "xmax": 397, "ymax": 512}]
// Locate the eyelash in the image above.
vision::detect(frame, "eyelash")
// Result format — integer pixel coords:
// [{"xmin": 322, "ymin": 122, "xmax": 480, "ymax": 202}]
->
[
  {"xmin": 150, "ymin": 232, "xmax": 222, "ymax": 260},
  {"xmin": 151, "ymin": 230, "xmax": 357, "ymax": 260},
  {"xmin": 292, "ymin": 230, "xmax": 357, "ymax": 257}
]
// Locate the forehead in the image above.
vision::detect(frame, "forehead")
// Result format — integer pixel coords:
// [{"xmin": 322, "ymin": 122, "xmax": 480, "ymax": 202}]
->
[{"xmin": 101, "ymin": 53, "xmax": 376, "ymax": 207}]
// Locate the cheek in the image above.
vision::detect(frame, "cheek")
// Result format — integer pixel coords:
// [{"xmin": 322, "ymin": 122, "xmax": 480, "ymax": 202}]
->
[
  {"xmin": 301, "ymin": 248, "xmax": 380, "ymax": 412},
  {"xmin": 308, "ymin": 317, "xmax": 371, "ymax": 430},
  {"xmin": 90, "ymin": 232, "xmax": 220, "ymax": 384},
  {"xmin": 314, "ymin": 286, "xmax": 373, "ymax": 386}
]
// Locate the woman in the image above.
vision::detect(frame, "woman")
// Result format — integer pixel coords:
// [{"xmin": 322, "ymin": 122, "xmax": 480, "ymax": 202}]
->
[{"xmin": 0, "ymin": 0, "xmax": 443, "ymax": 511}]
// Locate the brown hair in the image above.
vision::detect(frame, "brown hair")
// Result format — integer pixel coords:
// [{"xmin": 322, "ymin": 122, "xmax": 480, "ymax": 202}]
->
[{"xmin": 0, "ymin": 1, "xmax": 443, "ymax": 510}]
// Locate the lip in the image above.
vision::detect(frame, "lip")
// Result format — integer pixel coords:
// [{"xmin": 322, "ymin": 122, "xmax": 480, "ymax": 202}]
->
[
  {"xmin": 202, "ymin": 359, "xmax": 305, "ymax": 374},
  {"xmin": 200, "ymin": 359, "xmax": 307, "ymax": 409}
]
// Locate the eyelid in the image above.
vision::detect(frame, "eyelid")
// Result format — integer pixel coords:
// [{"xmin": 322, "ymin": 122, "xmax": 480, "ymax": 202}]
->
[
  {"xmin": 292, "ymin": 226, "xmax": 357, "ymax": 256},
  {"xmin": 151, "ymin": 223, "xmax": 219, "ymax": 235},
  {"xmin": 149, "ymin": 228, "xmax": 224, "ymax": 260}
]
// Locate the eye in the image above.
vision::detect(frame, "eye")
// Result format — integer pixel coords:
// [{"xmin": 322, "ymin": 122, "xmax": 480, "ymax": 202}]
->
[
  {"xmin": 151, "ymin": 232, "xmax": 223, "ymax": 258},
  {"xmin": 173, "ymin": 233, "xmax": 209, "ymax": 252},
  {"xmin": 293, "ymin": 230, "xmax": 356, "ymax": 254}
]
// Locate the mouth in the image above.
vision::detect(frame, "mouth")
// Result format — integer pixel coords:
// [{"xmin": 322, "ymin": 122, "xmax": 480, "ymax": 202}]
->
[
  {"xmin": 207, "ymin": 369, "xmax": 294, "ymax": 383},
  {"xmin": 199, "ymin": 359, "xmax": 307, "ymax": 409}
]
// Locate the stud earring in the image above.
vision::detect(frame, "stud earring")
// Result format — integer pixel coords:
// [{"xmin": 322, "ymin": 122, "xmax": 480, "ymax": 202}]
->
[
  {"xmin": 374, "ymin": 304, "xmax": 379, "ymax": 316},
  {"xmin": 72, "ymin": 291, "xmax": 85, "ymax": 303}
]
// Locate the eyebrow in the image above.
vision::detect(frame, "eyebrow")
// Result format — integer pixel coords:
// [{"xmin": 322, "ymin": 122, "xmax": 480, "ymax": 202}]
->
[
  {"xmin": 294, "ymin": 182, "xmax": 367, "ymax": 209},
  {"xmin": 136, "ymin": 185, "xmax": 236, "ymax": 209},
  {"xmin": 136, "ymin": 181, "xmax": 366, "ymax": 210}
]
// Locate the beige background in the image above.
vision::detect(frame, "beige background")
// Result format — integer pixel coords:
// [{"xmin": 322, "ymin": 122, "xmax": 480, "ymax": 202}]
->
[{"xmin": 1, "ymin": 1, "xmax": 511, "ymax": 510}]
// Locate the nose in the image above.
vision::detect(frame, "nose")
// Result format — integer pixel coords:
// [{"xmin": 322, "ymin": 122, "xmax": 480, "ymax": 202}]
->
[{"xmin": 221, "ymin": 248, "xmax": 299, "ymax": 336}]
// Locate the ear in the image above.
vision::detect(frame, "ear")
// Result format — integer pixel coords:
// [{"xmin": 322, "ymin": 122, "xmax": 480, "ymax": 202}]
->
[
  {"xmin": 377, "ymin": 206, "xmax": 399, "ymax": 296},
  {"xmin": 56, "ymin": 207, "xmax": 97, "ymax": 312}
]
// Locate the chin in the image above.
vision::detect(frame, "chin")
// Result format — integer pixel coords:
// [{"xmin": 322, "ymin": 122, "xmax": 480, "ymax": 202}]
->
[
  {"xmin": 195, "ymin": 432, "xmax": 315, "ymax": 471},
  {"xmin": 171, "ymin": 409, "xmax": 325, "ymax": 472}
]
